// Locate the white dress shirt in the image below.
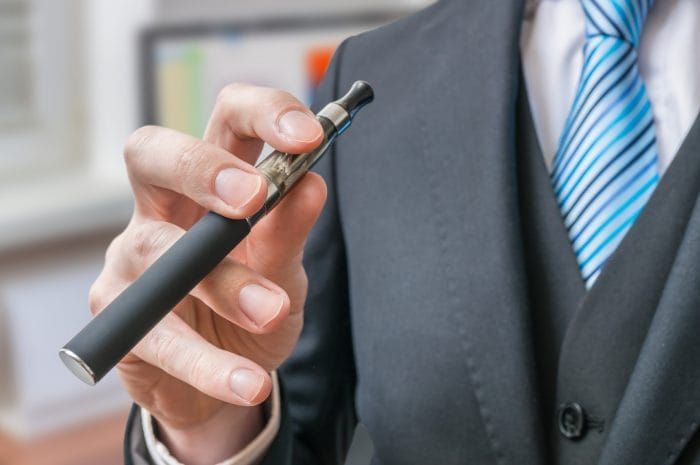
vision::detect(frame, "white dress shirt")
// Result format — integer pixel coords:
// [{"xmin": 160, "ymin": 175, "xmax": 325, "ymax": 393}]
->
[
  {"xmin": 144, "ymin": 0, "xmax": 700, "ymax": 463},
  {"xmin": 522, "ymin": 0, "xmax": 700, "ymax": 173}
]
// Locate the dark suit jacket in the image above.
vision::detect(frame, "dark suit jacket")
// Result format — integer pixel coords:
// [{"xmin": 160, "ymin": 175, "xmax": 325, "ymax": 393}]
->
[{"xmin": 126, "ymin": 1, "xmax": 700, "ymax": 464}]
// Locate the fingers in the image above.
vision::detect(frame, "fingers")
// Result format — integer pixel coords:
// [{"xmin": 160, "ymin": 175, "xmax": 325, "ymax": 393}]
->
[
  {"xmin": 124, "ymin": 83, "xmax": 322, "ymax": 227},
  {"xmin": 249, "ymin": 172, "xmax": 327, "ymax": 267},
  {"xmin": 132, "ymin": 313, "xmax": 272, "ymax": 405},
  {"xmin": 196, "ymin": 257, "xmax": 291, "ymax": 334},
  {"xmin": 244, "ymin": 172, "xmax": 327, "ymax": 293},
  {"xmin": 124, "ymin": 126, "xmax": 268, "ymax": 220},
  {"xmin": 101, "ymin": 219, "xmax": 290, "ymax": 333},
  {"xmin": 204, "ymin": 83, "xmax": 323, "ymax": 164}
]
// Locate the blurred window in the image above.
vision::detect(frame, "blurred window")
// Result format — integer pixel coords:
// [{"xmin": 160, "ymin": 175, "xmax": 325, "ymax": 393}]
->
[
  {"xmin": 141, "ymin": 14, "xmax": 403, "ymax": 138},
  {"xmin": 0, "ymin": 0, "xmax": 82, "ymax": 182},
  {"xmin": 0, "ymin": 0, "xmax": 33, "ymax": 128}
]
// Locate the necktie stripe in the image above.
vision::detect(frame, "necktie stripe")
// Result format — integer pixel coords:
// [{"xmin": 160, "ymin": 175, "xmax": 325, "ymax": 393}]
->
[
  {"xmin": 587, "ymin": 3, "xmax": 625, "ymax": 39},
  {"xmin": 558, "ymin": 98, "xmax": 652, "ymax": 224},
  {"xmin": 554, "ymin": 62, "xmax": 639, "ymax": 188},
  {"xmin": 578, "ymin": 203, "xmax": 643, "ymax": 271},
  {"xmin": 579, "ymin": 194, "xmax": 650, "ymax": 273},
  {"xmin": 573, "ymin": 170, "xmax": 657, "ymax": 254},
  {"xmin": 556, "ymin": 41, "xmax": 612, "ymax": 156},
  {"xmin": 572, "ymin": 162, "xmax": 657, "ymax": 246},
  {"xmin": 559, "ymin": 38, "xmax": 625, "ymax": 141},
  {"xmin": 561, "ymin": 39, "xmax": 608, "ymax": 125},
  {"xmin": 562, "ymin": 122, "xmax": 654, "ymax": 219},
  {"xmin": 561, "ymin": 95, "xmax": 651, "ymax": 198},
  {"xmin": 580, "ymin": 210, "xmax": 640, "ymax": 280},
  {"xmin": 609, "ymin": 2, "xmax": 636, "ymax": 40},
  {"xmin": 569, "ymin": 155, "xmax": 657, "ymax": 241},
  {"xmin": 629, "ymin": 0, "xmax": 643, "ymax": 29},
  {"xmin": 557, "ymin": 41, "xmax": 631, "ymax": 153},
  {"xmin": 553, "ymin": 0, "xmax": 658, "ymax": 287},
  {"xmin": 558, "ymin": 94, "xmax": 651, "ymax": 205},
  {"xmin": 556, "ymin": 52, "xmax": 638, "ymax": 176},
  {"xmin": 564, "ymin": 139, "xmax": 654, "ymax": 231},
  {"xmin": 558, "ymin": 81, "xmax": 647, "ymax": 188},
  {"xmin": 584, "ymin": 8, "xmax": 608, "ymax": 36},
  {"xmin": 638, "ymin": 0, "xmax": 649, "ymax": 21},
  {"xmin": 625, "ymin": 0, "xmax": 643, "ymax": 35},
  {"xmin": 614, "ymin": 0, "xmax": 638, "ymax": 27},
  {"xmin": 553, "ymin": 47, "xmax": 635, "ymax": 179},
  {"xmin": 555, "ymin": 82, "xmax": 647, "ymax": 198}
]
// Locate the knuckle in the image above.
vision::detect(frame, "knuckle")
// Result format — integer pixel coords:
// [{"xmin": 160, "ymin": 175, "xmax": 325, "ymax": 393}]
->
[
  {"xmin": 246, "ymin": 238, "xmax": 304, "ymax": 272},
  {"xmin": 262, "ymin": 89, "xmax": 298, "ymax": 114},
  {"xmin": 87, "ymin": 280, "xmax": 106, "ymax": 316},
  {"xmin": 216, "ymin": 82, "xmax": 247, "ymax": 106},
  {"xmin": 152, "ymin": 331, "xmax": 178, "ymax": 371},
  {"xmin": 271, "ymin": 88, "xmax": 297, "ymax": 105},
  {"xmin": 131, "ymin": 224, "xmax": 156, "ymax": 260},
  {"xmin": 127, "ymin": 222, "xmax": 174, "ymax": 263},
  {"xmin": 245, "ymin": 237, "xmax": 278, "ymax": 270},
  {"xmin": 186, "ymin": 351, "xmax": 210, "ymax": 388},
  {"xmin": 104, "ymin": 232, "xmax": 125, "ymax": 264},
  {"xmin": 216, "ymin": 83, "xmax": 299, "ymax": 118},
  {"xmin": 124, "ymin": 125, "xmax": 159, "ymax": 166},
  {"xmin": 298, "ymin": 268, "xmax": 309, "ymax": 293},
  {"xmin": 219, "ymin": 260, "xmax": 250, "ymax": 293},
  {"xmin": 175, "ymin": 139, "xmax": 212, "ymax": 192}
]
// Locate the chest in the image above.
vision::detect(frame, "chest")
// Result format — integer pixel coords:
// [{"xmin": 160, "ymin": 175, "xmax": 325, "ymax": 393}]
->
[{"xmin": 332, "ymin": 91, "xmax": 700, "ymax": 464}]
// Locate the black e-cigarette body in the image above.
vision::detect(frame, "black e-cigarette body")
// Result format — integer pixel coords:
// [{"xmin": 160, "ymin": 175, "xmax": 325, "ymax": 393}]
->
[{"xmin": 60, "ymin": 81, "xmax": 374, "ymax": 385}]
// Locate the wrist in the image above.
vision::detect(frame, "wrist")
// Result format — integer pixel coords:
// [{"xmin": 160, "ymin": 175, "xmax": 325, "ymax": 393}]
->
[{"xmin": 155, "ymin": 403, "xmax": 266, "ymax": 465}]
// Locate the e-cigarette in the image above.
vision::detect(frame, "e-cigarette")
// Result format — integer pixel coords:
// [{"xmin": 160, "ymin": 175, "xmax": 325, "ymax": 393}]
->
[{"xmin": 60, "ymin": 81, "xmax": 374, "ymax": 385}]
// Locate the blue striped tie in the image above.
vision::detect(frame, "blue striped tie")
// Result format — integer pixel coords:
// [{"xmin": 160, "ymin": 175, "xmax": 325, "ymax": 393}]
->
[{"xmin": 551, "ymin": 0, "xmax": 660, "ymax": 288}]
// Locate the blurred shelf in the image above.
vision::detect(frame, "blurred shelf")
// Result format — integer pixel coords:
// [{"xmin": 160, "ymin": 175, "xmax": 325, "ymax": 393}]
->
[
  {"xmin": 0, "ymin": 409, "xmax": 129, "ymax": 465},
  {"xmin": 0, "ymin": 170, "xmax": 133, "ymax": 254}
]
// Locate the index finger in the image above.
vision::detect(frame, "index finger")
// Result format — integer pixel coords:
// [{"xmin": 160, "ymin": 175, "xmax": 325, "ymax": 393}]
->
[{"xmin": 204, "ymin": 83, "xmax": 324, "ymax": 164}]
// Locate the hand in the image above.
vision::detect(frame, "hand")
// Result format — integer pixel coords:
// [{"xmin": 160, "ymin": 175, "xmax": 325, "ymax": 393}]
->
[{"xmin": 88, "ymin": 83, "xmax": 327, "ymax": 464}]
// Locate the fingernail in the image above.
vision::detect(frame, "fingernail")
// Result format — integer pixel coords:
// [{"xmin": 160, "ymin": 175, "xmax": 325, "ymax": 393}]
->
[
  {"xmin": 215, "ymin": 168, "xmax": 263, "ymax": 209},
  {"xmin": 230, "ymin": 368, "xmax": 264, "ymax": 402},
  {"xmin": 277, "ymin": 110, "xmax": 321, "ymax": 143},
  {"xmin": 239, "ymin": 283, "xmax": 284, "ymax": 328}
]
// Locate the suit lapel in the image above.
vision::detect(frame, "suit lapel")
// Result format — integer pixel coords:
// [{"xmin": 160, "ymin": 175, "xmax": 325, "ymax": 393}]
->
[
  {"xmin": 549, "ymin": 108, "xmax": 700, "ymax": 465},
  {"xmin": 415, "ymin": 2, "xmax": 700, "ymax": 464},
  {"xmin": 596, "ymin": 115, "xmax": 700, "ymax": 465},
  {"xmin": 418, "ymin": 1, "xmax": 546, "ymax": 464}
]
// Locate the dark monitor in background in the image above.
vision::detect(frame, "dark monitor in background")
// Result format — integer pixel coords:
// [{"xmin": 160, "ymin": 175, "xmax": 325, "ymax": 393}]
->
[{"xmin": 140, "ymin": 12, "xmax": 404, "ymax": 138}]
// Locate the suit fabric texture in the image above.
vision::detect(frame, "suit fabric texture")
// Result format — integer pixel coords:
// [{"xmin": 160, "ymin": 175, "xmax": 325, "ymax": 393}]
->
[{"xmin": 125, "ymin": 1, "xmax": 700, "ymax": 464}]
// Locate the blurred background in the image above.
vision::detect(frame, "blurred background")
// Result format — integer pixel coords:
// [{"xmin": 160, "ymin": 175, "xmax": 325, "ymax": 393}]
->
[{"xmin": 0, "ymin": 1, "xmax": 431, "ymax": 464}]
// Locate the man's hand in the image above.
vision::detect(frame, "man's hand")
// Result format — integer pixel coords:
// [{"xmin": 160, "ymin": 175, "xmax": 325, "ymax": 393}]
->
[{"xmin": 88, "ymin": 84, "xmax": 327, "ymax": 464}]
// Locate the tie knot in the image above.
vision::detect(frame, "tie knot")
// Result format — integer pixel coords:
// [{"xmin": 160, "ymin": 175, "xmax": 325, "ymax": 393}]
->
[{"xmin": 581, "ymin": 0, "xmax": 653, "ymax": 46}]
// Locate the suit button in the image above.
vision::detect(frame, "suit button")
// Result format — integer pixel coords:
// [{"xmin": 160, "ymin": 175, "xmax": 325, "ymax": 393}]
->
[{"xmin": 558, "ymin": 402, "xmax": 586, "ymax": 440}]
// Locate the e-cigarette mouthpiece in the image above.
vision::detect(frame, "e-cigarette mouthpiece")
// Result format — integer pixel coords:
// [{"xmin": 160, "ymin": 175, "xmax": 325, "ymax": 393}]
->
[
  {"xmin": 60, "ymin": 81, "xmax": 374, "ymax": 385},
  {"xmin": 252, "ymin": 81, "xmax": 374, "ymax": 221},
  {"xmin": 334, "ymin": 80, "xmax": 375, "ymax": 118}
]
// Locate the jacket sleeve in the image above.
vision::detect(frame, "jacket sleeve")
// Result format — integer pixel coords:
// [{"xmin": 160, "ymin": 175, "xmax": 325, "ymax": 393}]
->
[{"xmin": 123, "ymin": 39, "xmax": 358, "ymax": 465}]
